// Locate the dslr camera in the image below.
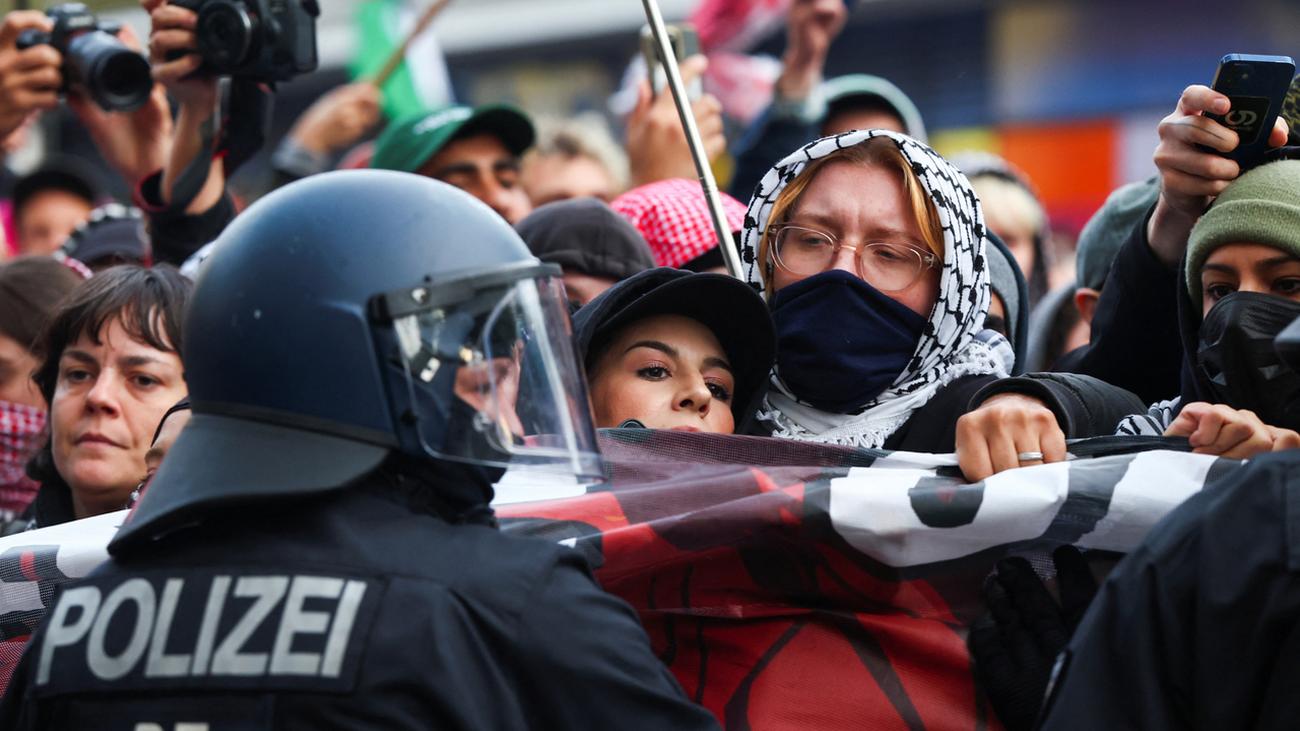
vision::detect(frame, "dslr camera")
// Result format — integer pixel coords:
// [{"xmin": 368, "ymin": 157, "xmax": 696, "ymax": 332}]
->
[
  {"xmin": 15, "ymin": 3, "xmax": 152, "ymax": 112},
  {"xmin": 169, "ymin": 0, "xmax": 320, "ymax": 83}
]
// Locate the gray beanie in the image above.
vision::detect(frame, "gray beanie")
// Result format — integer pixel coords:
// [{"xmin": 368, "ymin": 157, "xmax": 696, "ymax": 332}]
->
[
  {"xmin": 1186, "ymin": 159, "xmax": 1300, "ymax": 303},
  {"xmin": 819, "ymin": 74, "xmax": 927, "ymax": 143},
  {"xmin": 1076, "ymin": 177, "xmax": 1160, "ymax": 291}
]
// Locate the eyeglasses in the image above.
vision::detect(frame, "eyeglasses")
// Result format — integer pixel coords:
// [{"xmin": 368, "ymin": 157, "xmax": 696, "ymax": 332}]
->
[{"xmin": 768, "ymin": 224, "xmax": 939, "ymax": 292}]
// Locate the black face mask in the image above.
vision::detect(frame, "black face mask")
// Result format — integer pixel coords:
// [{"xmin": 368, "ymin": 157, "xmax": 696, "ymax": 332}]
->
[{"xmin": 1197, "ymin": 291, "xmax": 1300, "ymax": 431}]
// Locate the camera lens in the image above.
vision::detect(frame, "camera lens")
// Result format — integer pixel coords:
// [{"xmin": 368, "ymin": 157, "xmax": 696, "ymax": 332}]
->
[
  {"xmin": 98, "ymin": 53, "xmax": 152, "ymax": 108},
  {"xmin": 197, "ymin": 1, "xmax": 256, "ymax": 72},
  {"xmin": 65, "ymin": 30, "xmax": 152, "ymax": 112}
]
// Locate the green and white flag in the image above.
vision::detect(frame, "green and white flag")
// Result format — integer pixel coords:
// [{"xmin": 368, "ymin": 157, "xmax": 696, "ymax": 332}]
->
[{"xmin": 349, "ymin": 0, "xmax": 454, "ymax": 121}]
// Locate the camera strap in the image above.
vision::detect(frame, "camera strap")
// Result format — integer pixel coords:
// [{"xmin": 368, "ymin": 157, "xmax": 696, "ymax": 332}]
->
[{"xmin": 169, "ymin": 79, "xmax": 274, "ymax": 211}]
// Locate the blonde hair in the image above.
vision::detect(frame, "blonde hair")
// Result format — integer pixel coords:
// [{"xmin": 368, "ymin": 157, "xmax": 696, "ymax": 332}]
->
[
  {"xmin": 969, "ymin": 175, "xmax": 1045, "ymax": 235},
  {"xmin": 524, "ymin": 113, "xmax": 629, "ymax": 191},
  {"xmin": 757, "ymin": 138, "xmax": 944, "ymax": 294}
]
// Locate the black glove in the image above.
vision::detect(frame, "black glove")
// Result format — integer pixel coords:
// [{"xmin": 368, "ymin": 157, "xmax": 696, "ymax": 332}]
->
[{"xmin": 968, "ymin": 546, "xmax": 1098, "ymax": 731}]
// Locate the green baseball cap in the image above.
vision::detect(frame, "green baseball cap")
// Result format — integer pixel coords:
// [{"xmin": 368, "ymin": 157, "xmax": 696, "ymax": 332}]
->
[{"xmin": 370, "ymin": 104, "xmax": 535, "ymax": 173}]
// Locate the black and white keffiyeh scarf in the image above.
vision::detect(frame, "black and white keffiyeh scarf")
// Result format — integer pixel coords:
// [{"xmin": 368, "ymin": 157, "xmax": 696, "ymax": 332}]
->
[{"xmin": 740, "ymin": 129, "xmax": 1012, "ymax": 448}]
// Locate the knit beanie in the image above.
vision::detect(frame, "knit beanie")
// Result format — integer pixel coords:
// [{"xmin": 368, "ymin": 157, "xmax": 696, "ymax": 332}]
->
[
  {"xmin": 1076, "ymin": 177, "xmax": 1159, "ymax": 291},
  {"xmin": 1187, "ymin": 159, "xmax": 1300, "ymax": 303}
]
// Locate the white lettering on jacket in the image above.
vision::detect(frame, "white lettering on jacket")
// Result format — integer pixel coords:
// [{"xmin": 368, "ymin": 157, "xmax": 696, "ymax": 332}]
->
[{"xmin": 35, "ymin": 574, "xmax": 368, "ymax": 685}]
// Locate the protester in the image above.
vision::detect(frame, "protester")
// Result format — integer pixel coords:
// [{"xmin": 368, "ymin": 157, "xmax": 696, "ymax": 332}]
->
[
  {"xmin": 0, "ymin": 172, "xmax": 721, "ymax": 730},
  {"xmin": 0, "ymin": 256, "xmax": 82, "ymax": 527},
  {"xmin": 271, "ymin": 81, "xmax": 383, "ymax": 186},
  {"xmin": 573, "ymin": 268, "xmax": 776, "ymax": 434},
  {"xmin": 737, "ymin": 130, "xmax": 1142, "ymax": 480},
  {"xmin": 521, "ymin": 114, "xmax": 629, "ymax": 205},
  {"xmin": 1040, "ymin": 176, "xmax": 1164, "ymax": 374},
  {"xmin": 612, "ymin": 178, "xmax": 747, "ymax": 273},
  {"xmin": 57, "ymin": 204, "xmax": 149, "ymax": 271},
  {"xmin": 1024, "ymin": 281, "xmax": 1089, "ymax": 373},
  {"xmin": 728, "ymin": 0, "xmax": 927, "ymax": 198},
  {"xmin": 1072, "ymin": 178, "xmax": 1161, "ymax": 334},
  {"xmin": 1055, "ymin": 84, "xmax": 1290, "ymax": 405},
  {"xmin": 1114, "ymin": 159, "xmax": 1300, "ymax": 457},
  {"xmin": 515, "ymin": 197, "xmax": 656, "ymax": 308},
  {"xmin": 137, "ymin": 0, "xmax": 240, "ymax": 264},
  {"xmin": 128, "ymin": 396, "xmax": 189, "ymax": 508},
  {"xmin": 370, "ymin": 104, "xmax": 536, "ymax": 224},
  {"xmin": 21, "ymin": 265, "xmax": 189, "ymax": 529},
  {"xmin": 10, "ymin": 163, "xmax": 97, "ymax": 256},
  {"xmin": 961, "ymin": 154, "xmax": 1053, "ymax": 305}
]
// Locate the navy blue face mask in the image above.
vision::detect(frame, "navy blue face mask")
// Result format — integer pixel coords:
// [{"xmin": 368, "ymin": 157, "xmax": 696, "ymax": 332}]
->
[{"xmin": 770, "ymin": 269, "xmax": 928, "ymax": 414}]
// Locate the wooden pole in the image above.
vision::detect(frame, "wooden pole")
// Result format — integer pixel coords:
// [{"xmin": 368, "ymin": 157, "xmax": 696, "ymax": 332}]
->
[{"xmin": 368, "ymin": 0, "xmax": 452, "ymax": 87}]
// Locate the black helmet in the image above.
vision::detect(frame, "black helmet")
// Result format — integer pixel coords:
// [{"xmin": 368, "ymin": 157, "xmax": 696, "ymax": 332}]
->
[{"xmin": 114, "ymin": 171, "xmax": 602, "ymax": 550}]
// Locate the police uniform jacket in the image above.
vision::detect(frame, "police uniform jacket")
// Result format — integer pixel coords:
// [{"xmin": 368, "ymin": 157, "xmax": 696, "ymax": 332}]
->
[
  {"xmin": 0, "ymin": 478, "xmax": 722, "ymax": 730},
  {"xmin": 1038, "ymin": 451, "xmax": 1300, "ymax": 730}
]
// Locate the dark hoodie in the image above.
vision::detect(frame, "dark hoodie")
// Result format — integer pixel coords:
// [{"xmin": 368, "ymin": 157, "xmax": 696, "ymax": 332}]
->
[
  {"xmin": 1116, "ymin": 248, "xmax": 1300, "ymax": 436},
  {"xmin": 571, "ymin": 268, "xmax": 776, "ymax": 434}
]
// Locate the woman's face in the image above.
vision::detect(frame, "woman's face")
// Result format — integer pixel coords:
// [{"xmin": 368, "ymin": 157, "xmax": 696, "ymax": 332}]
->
[
  {"xmin": 0, "ymin": 332, "xmax": 42, "ymax": 409},
  {"xmin": 1201, "ymin": 242, "xmax": 1300, "ymax": 317},
  {"xmin": 588, "ymin": 314, "xmax": 736, "ymax": 434},
  {"xmin": 772, "ymin": 161, "xmax": 941, "ymax": 318},
  {"xmin": 50, "ymin": 316, "xmax": 186, "ymax": 519}
]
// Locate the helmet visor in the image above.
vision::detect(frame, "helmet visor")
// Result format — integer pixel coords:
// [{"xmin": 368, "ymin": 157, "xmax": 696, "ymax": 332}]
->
[{"xmin": 380, "ymin": 266, "xmax": 604, "ymax": 482}]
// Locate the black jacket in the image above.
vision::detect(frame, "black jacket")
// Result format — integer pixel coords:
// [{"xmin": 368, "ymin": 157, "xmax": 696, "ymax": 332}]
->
[
  {"xmin": 0, "ymin": 478, "xmax": 720, "ymax": 730},
  {"xmin": 1038, "ymin": 451, "xmax": 1300, "ymax": 730},
  {"xmin": 1052, "ymin": 207, "xmax": 1184, "ymax": 405},
  {"xmin": 881, "ymin": 372, "xmax": 1145, "ymax": 452}
]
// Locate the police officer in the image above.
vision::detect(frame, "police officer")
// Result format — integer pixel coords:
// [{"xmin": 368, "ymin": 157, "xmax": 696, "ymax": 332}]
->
[{"xmin": 0, "ymin": 171, "xmax": 721, "ymax": 730}]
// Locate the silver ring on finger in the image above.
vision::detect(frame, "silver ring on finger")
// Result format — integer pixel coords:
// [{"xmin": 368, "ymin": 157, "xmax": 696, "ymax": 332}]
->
[{"xmin": 1017, "ymin": 451, "xmax": 1044, "ymax": 464}]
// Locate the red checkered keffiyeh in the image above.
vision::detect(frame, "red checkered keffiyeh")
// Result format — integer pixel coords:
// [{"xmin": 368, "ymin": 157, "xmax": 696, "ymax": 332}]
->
[
  {"xmin": 0, "ymin": 400, "xmax": 45, "ymax": 520},
  {"xmin": 611, "ymin": 178, "xmax": 748, "ymax": 269}
]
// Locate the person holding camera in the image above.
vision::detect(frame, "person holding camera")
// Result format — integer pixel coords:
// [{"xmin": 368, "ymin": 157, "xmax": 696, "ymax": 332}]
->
[
  {"xmin": 0, "ymin": 11, "xmax": 62, "ymax": 143},
  {"xmin": 0, "ymin": 3, "xmax": 236, "ymax": 266},
  {"xmin": 0, "ymin": 8, "xmax": 173, "ymax": 196}
]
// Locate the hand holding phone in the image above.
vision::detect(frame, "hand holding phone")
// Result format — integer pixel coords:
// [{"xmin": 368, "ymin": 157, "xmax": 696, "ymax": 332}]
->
[
  {"xmin": 640, "ymin": 23, "xmax": 701, "ymax": 100},
  {"xmin": 1204, "ymin": 53, "xmax": 1295, "ymax": 170}
]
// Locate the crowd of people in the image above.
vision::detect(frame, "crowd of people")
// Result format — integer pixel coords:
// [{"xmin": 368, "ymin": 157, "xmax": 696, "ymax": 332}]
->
[{"xmin": 1, "ymin": 0, "xmax": 1299, "ymax": 728}]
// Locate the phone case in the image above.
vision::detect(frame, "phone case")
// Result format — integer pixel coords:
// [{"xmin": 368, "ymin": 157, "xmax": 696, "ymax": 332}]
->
[{"xmin": 1206, "ymin": 53, "xmax": 1296, "ymax": 169}]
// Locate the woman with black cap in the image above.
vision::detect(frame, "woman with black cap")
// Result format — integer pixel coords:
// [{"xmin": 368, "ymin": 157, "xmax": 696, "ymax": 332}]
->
[{"xmin": 572, "ymin": 268, "xmax": 776, "ymax": 435}]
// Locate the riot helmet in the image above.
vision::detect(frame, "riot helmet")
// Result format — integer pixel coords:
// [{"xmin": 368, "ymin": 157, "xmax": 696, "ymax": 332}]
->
[{"xmin": 113, "ymin": 171, "xmax": 602, "ymax": 550}]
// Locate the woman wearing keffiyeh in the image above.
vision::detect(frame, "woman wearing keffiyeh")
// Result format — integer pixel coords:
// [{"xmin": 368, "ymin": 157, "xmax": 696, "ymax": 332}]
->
[{"xmin": 738, "ymin": 129, "xmax": 1143, "ymax": 480}]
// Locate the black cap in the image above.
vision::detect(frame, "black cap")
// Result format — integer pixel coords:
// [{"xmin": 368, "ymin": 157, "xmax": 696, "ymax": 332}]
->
[
  {"xmin": 572, "ymin": 268, "xmax": 775, "ymax": 431},
  {"xmin": 515, "ymin": 197, "xmax": 656, "ymax": 281},
  {"xmin": 60, "ymin": 204, "xmax": 148, "ymax": 268}
]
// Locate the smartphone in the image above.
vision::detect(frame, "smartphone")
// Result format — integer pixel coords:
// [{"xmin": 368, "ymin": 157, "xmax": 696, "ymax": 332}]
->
[
  {"xmin": 640, "ymin": 23, "xmax": 701, "ymax": 100},
  {"xmin": 1205, "ymin": 53, "xmax": 1295, "ymax": 170}
]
